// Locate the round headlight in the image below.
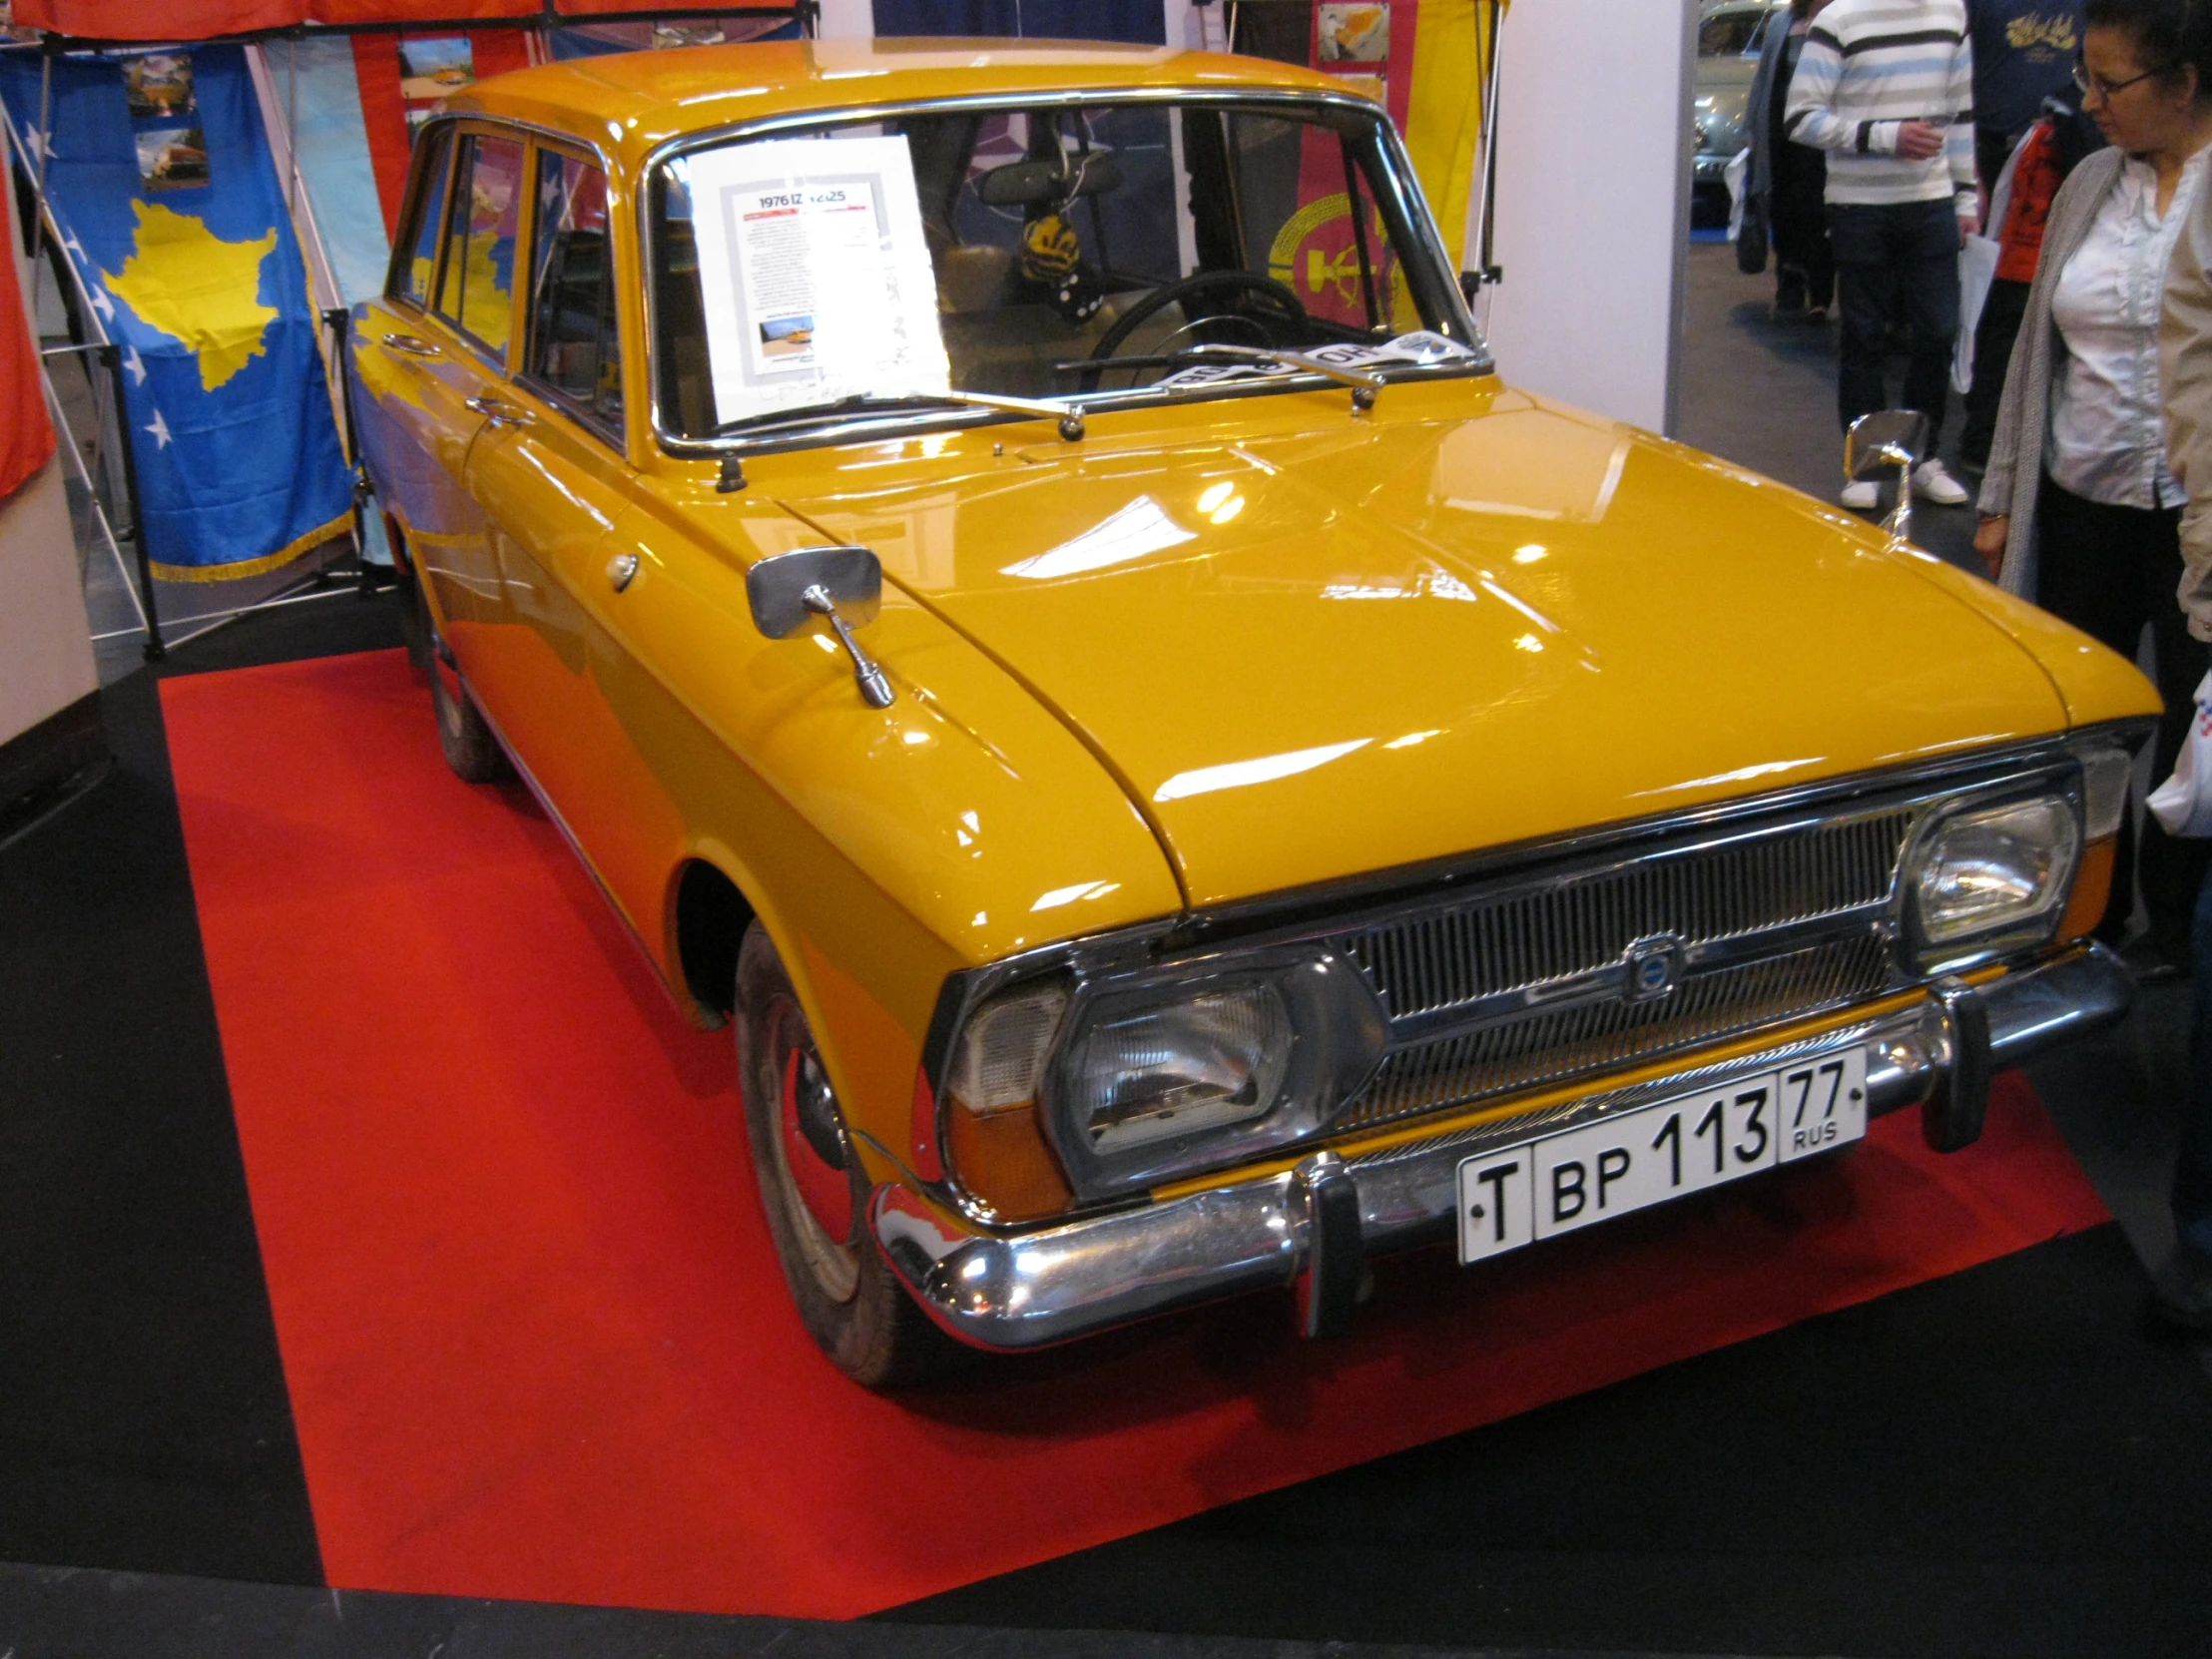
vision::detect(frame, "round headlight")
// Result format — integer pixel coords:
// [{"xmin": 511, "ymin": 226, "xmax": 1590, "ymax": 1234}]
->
[{"xmin": 1914, "ymin": 796, "xmax": 2080, "ymax": 948}]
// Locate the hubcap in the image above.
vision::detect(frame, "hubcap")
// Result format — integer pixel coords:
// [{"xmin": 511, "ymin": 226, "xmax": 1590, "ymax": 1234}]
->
[{"xmin": 764, "ymin": 996, "xmax": 859, "ymax": 1303}]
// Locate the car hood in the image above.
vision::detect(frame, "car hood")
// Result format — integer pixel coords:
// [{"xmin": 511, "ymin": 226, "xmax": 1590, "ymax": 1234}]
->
[{"xmin": 777, "ymin": 386, "xmax": 2072, "ymax": 909}]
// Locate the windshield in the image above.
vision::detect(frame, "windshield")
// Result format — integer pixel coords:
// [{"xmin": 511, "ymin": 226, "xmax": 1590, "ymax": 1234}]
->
[{"xmin": 647, "ymin": 96, "xmax": 1478, "ymax": 442}]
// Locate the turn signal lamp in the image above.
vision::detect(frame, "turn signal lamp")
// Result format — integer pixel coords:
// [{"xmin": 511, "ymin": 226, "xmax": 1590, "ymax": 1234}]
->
[
  {"xmin": 942, "ymin": 983, "xmax": 1074, "ymax": 1222},
  {"xmin": 2058, "ymin": 745, "xmax": 2131, "ymax": 942}
]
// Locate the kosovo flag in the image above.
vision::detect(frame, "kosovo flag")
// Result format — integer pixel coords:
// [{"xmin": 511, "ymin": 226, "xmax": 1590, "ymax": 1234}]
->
[{"xmin": 0, "ymin": 45, "xmax": 352, "ymax": 581}]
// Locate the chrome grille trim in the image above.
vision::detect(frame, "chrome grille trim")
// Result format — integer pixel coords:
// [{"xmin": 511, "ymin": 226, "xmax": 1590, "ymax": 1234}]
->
[
  {"xmin": 1343, "ymin": 810, "xmax": 1914, "ymax": 1021},
  {"xmin": 1346, "ymin": 1005, "xmax": 1907, "ymax": 1173},
  {"xmin": 1339, "ymin": 932, "xmax": 1897, "ymax": 1131},
  {"xmin": 1323, "ymin": 808, "xmax": 1924, "ymax": 1135}
]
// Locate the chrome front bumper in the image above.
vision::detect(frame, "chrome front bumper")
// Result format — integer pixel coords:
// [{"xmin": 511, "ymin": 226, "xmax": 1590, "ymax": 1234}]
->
[{"xmin": 871, "ymin": 944, "xmax": 2131, "ymax": 1353}]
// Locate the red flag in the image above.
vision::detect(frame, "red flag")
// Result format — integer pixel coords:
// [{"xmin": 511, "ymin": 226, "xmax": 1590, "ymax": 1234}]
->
[
  {"xmin": 13, "ymin": 0, "xmax": 536, "ymax": 31},
  {"xmin": 2, "ymin": 176, "xmax": 57, "ymax": 504}
]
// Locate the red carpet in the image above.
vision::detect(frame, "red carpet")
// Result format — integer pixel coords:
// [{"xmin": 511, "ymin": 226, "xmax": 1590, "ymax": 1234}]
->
[{"xmin": 162, "ymin": 649, "xmax": 2112, "ymax": 1620}]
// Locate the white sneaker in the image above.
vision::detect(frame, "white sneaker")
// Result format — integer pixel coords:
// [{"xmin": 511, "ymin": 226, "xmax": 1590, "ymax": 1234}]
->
[
  {"xmin": 1912, "ymin": 459, "xmax": 1970, "ymax": 505},
  {"xmin": 1841, "ymin": 479, "xmax": 1881, "ymax": 511}
]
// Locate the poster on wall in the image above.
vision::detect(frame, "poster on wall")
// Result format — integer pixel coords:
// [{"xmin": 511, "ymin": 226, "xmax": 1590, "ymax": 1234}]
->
[
  {"xmin": 124, "ymin": 53, "xmax": 194, "ymax": 118},
  {"xmin": 1311, "ymin": 0, "xmax": 1412, "ymax": 133},
  {"xmin": 684, "ymin": 134, "xmax": 948, "ymax": 426},
  {"xmin": 396, "ymin": 36, "xmax": 472, "ymax": 131},
  {"xmin": 136, "ymin": 126, "xmax": 208, "ymax": 192}
]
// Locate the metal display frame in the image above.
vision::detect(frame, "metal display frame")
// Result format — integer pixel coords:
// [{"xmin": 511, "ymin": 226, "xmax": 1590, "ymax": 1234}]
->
[
  {"xmin": 7, "ymin": 7, "xmax": 806, "ymax": 661},
  {"xmin": 5, "ymin": 38, "xmax": 368, "ymax": 661}
]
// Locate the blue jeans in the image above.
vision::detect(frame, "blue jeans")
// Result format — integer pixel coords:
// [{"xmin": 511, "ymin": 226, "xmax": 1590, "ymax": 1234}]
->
[
  {"xmin": 1828, "ymin": 199, "xmax": 1960, "ymax": 446},
  {"xmin": 2182, "ymin": 869, "xmax": 2212, "ymax": 1258}
]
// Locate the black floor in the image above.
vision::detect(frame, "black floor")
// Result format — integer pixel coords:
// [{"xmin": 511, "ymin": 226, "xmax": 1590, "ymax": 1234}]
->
[
  {"xmin": 892, "ymin": 1226, "xmax": 2212, "ymax": 1659},
  {"xmin": 4, "ymin": 261, "xmax": 2212, "ymax": 1658},
  {"xmin": 1675, "ymin": 241, "xmax": 1985, "ymax": 576}
]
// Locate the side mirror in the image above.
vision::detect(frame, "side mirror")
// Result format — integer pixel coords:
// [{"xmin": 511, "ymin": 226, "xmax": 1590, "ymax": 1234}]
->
[
  {"xmin": 1844, "ymin": 409, "xmax": 1929, "ymax": 540},
  {"xmin": 1844, "ymin": 409, "xmax": 1927, "ymax": 482},
  {"xmin": 746, "ymin": 545, "xmax": 894, "ymax": 709}
]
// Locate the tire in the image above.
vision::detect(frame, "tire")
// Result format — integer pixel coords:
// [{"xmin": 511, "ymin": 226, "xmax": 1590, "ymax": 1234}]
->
[
  {"xmin": 391, "ymin": 527, "xmax": 431, "ymax": 678},
  {"xmin": 426, "ymin": 619, "xmax": 510, "ymax": 784},
  {"xmin": 735, "ymin": 922, "xmax": 959, "ymax": 1388}
]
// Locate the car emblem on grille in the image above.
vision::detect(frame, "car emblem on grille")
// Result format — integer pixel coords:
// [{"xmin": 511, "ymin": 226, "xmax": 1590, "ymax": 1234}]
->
[{"xmin": 1622, "ymin": 934, "xmax": 1684, "ymax": 1004}]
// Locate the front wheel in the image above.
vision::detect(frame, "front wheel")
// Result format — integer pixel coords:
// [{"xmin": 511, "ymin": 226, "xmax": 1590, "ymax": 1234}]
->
[{"xmin": 734, "ymin": 922, "xmax": 958, "ymax": 1387}]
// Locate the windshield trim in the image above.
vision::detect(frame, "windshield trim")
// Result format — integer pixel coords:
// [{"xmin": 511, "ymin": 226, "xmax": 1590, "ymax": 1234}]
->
[
  {"xmin": 636, "ymin": 85, "xmax": 1489, "ymax": 459},
  {"xmin": 692, "ymin": 357, "xmax": 1494, "ymax": 458}
]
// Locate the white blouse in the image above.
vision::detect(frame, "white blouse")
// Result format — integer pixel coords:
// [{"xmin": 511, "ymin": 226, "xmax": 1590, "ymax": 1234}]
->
[{"xmin": 2046, "ymin": 148, "xmax": 2210, "ymax": 510}]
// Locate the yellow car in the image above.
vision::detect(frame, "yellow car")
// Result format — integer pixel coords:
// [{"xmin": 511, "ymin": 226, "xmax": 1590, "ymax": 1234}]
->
[{"xmin": 349, "ymin": 38, "xmax": 2155, "ymax": 1386}]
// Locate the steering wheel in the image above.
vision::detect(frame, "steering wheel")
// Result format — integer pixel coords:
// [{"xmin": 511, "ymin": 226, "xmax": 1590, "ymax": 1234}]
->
[{"xmin": 1088, "ymin": 271, "xmax": 1310, "ymax": 365}]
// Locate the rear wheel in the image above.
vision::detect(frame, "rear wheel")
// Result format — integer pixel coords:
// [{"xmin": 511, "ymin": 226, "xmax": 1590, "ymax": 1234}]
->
[
  {"xmin": 735, "ymin": 922, "xmax": 957, "ymax": 1387},
  {"xmin": 423, "ymin": 606, "xmax": 510, "ymax": 784},
  {"xmin": 388, "ymin": 519, "xmax": 432, "ymax": 677}
]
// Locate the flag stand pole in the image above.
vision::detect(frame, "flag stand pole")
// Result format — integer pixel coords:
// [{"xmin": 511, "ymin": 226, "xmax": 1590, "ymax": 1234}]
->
[
  {"xmin": 320, "ymin": 304, "xmax": 385, "ymax": 605},
  {"xmin": 7, "ymin": 89, "xmax": 167, "ymax": 660},
  {"xmin": 99, "ymin": 340, "xmax": 164, "ymax": 661}
]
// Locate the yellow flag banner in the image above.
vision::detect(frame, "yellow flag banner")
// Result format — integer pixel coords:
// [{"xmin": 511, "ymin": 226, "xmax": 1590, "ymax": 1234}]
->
[{"xmin": 1401, "ymin": 0, "xmax": 1495, "ymax": 273}]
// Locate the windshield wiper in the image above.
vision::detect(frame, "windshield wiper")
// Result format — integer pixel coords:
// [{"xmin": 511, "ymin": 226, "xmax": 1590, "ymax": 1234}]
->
[
  {"xmin": 1057, "ymin": 344, "xmax": 1386, "ymax": 409},
  {"xmin": 715, "ymin": 388, "xmax": 1085, "ymax": 443}
]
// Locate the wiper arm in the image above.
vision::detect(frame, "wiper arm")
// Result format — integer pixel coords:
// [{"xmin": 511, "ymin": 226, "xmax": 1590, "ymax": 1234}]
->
[
  {"xmin": 1182, "ymin": 344, "xmax": 1386, "ymax": 396},
  {"xmin": 1057, "ymin": 344, "xmax": 1384, "ymax": 409},
  {"xmin": 716, "ymin": 388, "xmax": 1085, "ymax": 442}
]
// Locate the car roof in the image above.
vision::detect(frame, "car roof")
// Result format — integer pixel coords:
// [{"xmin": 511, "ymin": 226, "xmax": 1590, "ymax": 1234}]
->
[{"xmin": 445, "ymin": 38, "xmax": 1369, "ymax": 177}]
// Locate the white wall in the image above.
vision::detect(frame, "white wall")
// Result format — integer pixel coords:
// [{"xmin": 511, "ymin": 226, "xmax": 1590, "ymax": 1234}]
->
[
  {"xmin": 817, "ymin": 0, "xmax": 874, "ymax": 39},
  {"xmin": 1479, "ymin": 0, "xmax": 1694, "ymax": 434}
]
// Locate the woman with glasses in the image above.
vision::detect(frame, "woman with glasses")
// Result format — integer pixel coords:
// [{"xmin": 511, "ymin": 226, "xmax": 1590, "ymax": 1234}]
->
[{"xmin": 1975, "ymin": 0, "xmax": 2212, "ymax": 978}]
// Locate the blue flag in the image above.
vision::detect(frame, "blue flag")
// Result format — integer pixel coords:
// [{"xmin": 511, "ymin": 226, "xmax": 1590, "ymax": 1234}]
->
[{"xmin": 0, "ymin": 45, "xmax": 352, "ymax": 582}]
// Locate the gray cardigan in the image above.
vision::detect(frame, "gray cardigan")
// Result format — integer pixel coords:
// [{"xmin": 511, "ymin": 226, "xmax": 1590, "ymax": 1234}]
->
[
  {"xmin": 1976, "ymin": 147, "xmax": 2129, "ymax": 598},
  {"xmin": 1741, "ymin": 12, "xmax": 1796, "ymax": 243}
]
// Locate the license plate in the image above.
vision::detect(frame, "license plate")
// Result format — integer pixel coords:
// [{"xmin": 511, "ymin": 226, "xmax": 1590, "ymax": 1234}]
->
[{"xmin": 1455, "ymin": 1047, "xmax": 1869, "ymax": 1265}]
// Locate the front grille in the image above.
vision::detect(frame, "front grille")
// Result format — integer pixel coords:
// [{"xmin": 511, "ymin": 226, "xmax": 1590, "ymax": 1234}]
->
[
  {"xmin": 1338, "ymin": 932, "xmax": 1896, "ymax": 1131},
  {"xmin": 1331, "ymin": 811, "xmax": 1917, "ymax": 1133},
  {"xmin": 1343, "ymin": 811, "xmax": 1913, "ymax": 1021}
]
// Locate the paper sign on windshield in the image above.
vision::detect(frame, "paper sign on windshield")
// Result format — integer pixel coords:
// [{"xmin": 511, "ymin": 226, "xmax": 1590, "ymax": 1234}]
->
[{"xmin": 685, "ymin": 135, "xmax": 949, "ymax": 426}]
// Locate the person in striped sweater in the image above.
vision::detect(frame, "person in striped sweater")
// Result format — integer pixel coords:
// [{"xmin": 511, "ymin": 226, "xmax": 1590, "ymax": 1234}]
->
[{"xmin": 1786, "ymin": 0, "xmax": 1981, "ymax": 508}]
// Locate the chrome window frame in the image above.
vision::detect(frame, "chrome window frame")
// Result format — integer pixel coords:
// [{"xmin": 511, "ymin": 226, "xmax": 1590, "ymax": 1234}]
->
[
  {"xmin": 383, "ymin": 115, "xmax": 622, "ymax": 390},
  {"xmin": 635, "ymin": 85, "xmax": 1492, "ymax": 460},
  {"xmin": 513, "ymin": 139, "xmax": 630, "ymax": 453},
  {"xmin": 904, "ymin": 721, "xmax": 2148, "ymax": 1229},
  {"xmin": 428, "ymin": 125, "xmax": 537, "ymax": 368},
  {"xmin": 383, "ymin": 116, "xmax": 459, "ymax": 313}
]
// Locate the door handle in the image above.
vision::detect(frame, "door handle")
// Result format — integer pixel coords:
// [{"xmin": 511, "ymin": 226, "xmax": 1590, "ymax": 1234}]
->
[
  {"xmin": 464, "ymin": 395, "xmax": 533, "ymax": 429},
  {"xmin": 383, "ymin": 332, "xmax": 442, "ymax": 358}
]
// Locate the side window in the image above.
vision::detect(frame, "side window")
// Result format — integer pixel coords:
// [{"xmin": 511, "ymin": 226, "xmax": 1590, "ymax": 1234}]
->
[
  {"xmin": 524, "ymin": 150, "xmax": 622, "ymax": 432},
  {"xmin": 434, "ymin": 132, "xmax": 525, "ymax": 356},
  {"xmin": 396, "ymin": 126, "xmax": 452, "ymax": 307}
]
